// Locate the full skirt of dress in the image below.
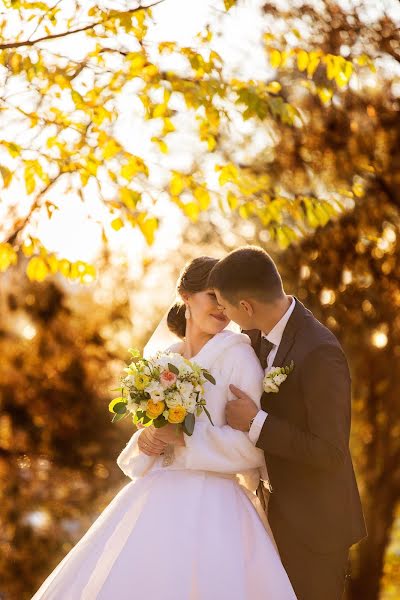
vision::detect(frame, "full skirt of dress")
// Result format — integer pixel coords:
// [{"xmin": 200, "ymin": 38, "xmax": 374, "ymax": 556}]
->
[{"xmin": 32, "ymin": 469, "xmax": 297, "ymax": 600}]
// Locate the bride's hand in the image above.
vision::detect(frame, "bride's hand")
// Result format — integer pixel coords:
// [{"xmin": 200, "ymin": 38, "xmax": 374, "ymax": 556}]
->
[
  {"xmin": 138, "ymin": 426, "xmax": 167, "ymax": 456},
  {"xmin": 151, "ymin": 423, "xmax": 186, "ymax": 447}
]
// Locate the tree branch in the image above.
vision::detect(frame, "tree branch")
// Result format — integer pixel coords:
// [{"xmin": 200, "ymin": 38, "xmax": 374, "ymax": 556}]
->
[{"xmin": 0, "ymin": 1, "xmax": 165, "ymax": 50}]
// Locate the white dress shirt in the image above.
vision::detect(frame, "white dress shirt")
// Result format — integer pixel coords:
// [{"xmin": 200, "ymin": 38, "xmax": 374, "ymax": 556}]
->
[{"xmin": 248, "ymin": 297, "xmax": 296, "ymax": 444}]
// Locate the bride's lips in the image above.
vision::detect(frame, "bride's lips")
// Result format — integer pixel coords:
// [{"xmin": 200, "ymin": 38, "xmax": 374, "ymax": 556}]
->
[{"xmin": 211, "ymin": 313, "xmax": 227, "ymax": 322}]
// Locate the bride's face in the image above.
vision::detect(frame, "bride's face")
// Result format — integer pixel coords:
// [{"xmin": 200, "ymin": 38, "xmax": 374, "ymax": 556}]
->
[{"xmin": 187, "ymin": 288, "xmax": 230, "ymax": 334}]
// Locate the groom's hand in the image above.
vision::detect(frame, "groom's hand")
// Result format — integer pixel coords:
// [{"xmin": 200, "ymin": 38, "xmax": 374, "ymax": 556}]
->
[{"xmin": 227, "ymin": 385, "xmax": 259, "ymax": 432}]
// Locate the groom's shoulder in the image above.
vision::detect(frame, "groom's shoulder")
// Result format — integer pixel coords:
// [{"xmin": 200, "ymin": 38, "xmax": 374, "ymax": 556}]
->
[{"xmin": 297, "ymin": 306, "xmax": 344, "ymax": 355}]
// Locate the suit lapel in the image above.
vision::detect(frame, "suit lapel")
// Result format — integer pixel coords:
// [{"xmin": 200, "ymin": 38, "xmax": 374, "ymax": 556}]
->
[
  {"xmin": 242, "ymin": 298, "xmax": 310, "ymax": 368},
  {"xmin": 273, "ymin": 298, "xmax": 308, "ymax": 367},
  {"xmin": 241, "ymin": 328, "xmax": 262, "ymax": 356}
]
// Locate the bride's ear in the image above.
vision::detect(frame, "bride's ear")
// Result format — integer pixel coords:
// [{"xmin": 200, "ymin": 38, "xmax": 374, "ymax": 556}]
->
[{"xmin": 181, "ymin": 292, "xmax": 190, "ymax": 304}]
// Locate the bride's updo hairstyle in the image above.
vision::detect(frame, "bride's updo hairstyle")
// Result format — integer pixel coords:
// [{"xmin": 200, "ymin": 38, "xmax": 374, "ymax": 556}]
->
[{"xmin": 167, "ymin": 256, "xmax": 219, "ymax": 339}]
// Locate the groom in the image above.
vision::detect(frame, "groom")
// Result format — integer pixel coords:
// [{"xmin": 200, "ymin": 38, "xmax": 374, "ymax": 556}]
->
[{"xmin": 208, "ymin": 246, "xmax": 367, "ymax": 600}]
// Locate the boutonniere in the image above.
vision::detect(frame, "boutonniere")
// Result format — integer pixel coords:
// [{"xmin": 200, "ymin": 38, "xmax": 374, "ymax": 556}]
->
[{"xmin": 263, "ymin": 361, "xmax": 294, "ymax": 394}]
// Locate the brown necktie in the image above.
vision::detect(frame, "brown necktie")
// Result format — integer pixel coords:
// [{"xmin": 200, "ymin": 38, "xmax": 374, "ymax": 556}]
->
[{"xmin": 259, "ymin": 336, "xmax": 274, "ymax": 369}]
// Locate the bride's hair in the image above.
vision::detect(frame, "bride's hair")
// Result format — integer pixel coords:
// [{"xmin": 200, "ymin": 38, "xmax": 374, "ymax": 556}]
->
[{"xmin": 167, "ymin": 256, "xmax": 219, "ymax": 339}]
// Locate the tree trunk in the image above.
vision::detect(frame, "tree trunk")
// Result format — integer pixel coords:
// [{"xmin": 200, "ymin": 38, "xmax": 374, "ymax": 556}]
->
[{"xmin": 347, "ymin": 484, "xmax": 397, "ymax": 600}]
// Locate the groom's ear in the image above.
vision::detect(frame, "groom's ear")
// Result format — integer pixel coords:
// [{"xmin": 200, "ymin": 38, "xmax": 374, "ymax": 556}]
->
[{"xmin": 239, "ymin": 299, "xmax": 254, "ymax": 316}]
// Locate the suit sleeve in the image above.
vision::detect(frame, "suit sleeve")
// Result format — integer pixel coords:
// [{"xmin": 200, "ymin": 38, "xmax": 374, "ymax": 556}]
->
[
  {"xmin": 256, "ymin": 344, "xmax": 351, "ymax": 471},
  {"xmin": 182, "ymin": 344, "xmax": 266, "ymax": 473}
]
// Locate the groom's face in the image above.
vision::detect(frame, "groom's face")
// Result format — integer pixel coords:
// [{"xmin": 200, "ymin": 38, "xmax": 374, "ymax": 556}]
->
[{"xmin": 214, "ymin": 289, "xmax": 255, "ymax": 330}]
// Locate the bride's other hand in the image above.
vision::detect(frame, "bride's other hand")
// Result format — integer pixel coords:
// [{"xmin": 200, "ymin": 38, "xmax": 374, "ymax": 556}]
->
[{"xmin": 138, "ymin": 427, "xmax": 168, "ymax": 456}]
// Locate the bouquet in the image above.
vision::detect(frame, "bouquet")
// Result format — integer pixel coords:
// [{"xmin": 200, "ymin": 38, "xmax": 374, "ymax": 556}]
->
[{"xmin": 109, "ymin": 348, "xmax": 216, "ymax": 446}]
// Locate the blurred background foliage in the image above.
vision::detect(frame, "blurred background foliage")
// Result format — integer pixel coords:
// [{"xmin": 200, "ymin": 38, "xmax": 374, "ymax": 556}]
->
[{"xmin": 0, "ymin": 0, "xmax": 400, "ymax": 599}]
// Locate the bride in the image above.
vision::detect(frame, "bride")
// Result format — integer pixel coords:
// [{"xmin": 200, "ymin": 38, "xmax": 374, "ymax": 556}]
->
[{"xmin": 32, "ymin": 256, "xmax": 296, "ymax": 600}]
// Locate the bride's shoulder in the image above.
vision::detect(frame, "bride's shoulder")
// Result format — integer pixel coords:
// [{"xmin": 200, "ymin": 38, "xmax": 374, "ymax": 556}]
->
[{"xmin": 214, "ymin": 330, "xmax": 261, "ymax": 369}]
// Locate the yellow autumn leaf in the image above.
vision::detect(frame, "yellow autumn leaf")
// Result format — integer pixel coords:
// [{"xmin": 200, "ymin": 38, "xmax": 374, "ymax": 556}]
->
[
  {"xmin": 269, "ymin": 49, "xmax": 281, "ymax": 69},
  {"xmin": 217, "ymin": 164, "xmax": 239, "ymax": 186},
  {"xmin": 58, "ymin": 259, "xmax": 71, "ymax": 277},
  {"xmin": 227, "ymin": 191, "xmax": 238, "ymax": 210},
  {"xmin": 21, "ymin": 239, "xmax": 35, "ymax": 257},
  {"xmin": 26, "ymin": 256, "xmax": 50, "ymax": 282},
  {"xmin": 162, "ymin": 117, "xmax": 175, "ymax": 135},
  {"xmin": 0, "ymin": 243, "xmax": 17, "ymax": 271},
  {"xmin": 307, "ymin": 51, "xmax": 320, "ymax": 77},
  {"xmin": 183, "ymin": 202, "xmax": 200, "ymax": 222},
  {"xmin": 266, "ymin": 81, "xmax": 282, "ymax": 94},
  {"xmin": 0, "ymin": 165, "xmax": 12, "ymax": 188},
  {"xmin": 111, "ymin": 218, "xmax": 124, "ymax": 231},
  {"xmin": 82, "ymin": 264, "xmax": 96, "ymax": 283},
  {"xmin": 317, "ymin": 87, "xmax": 333, "ymax": 104},
  {"xmin": 153, "ymin": 104, "xmax": 168, "ymax": 118},
  {"xmin": 121, "ymin": 156, "xmax": 149, "ymax": 179},
  {"xmin": 24, "ymin": 168, "xmax": 36, "ymax": 195},
  {"xmin": 121, "ymin": 188, "xmax": 141, "ymax": 209},
  {"xmin": 151, "ymin": 137, "xmax": 168, "ymax": 154},
  {"xmin": 224, "ymin": 0, "xmax": 236, "ymax": 9},
  {"xmin": 138, "ymin": 215, "xmax": 158, "ymax": 245},
  {"xmin": 356, "ymin": 54, "xmax": 369, "ymax": 66},
  {"xmin": 207, "ymin": 135, "xmax": 217, "ymax": 151},
  {"xmin": 193, "ymin": 186, "xmax": 211, "ymax": 210},
  {"xmin": 297, "ymin": 50, "xmax": 309, "ymax": 72},
  {"xmin": 352, "ymin": 183, "xmax": 365, "ymax": 198},
  {"xmin": 103, "ymin": 139, "xmax": 121, "ymax": 159},
  {"xmin": 170, "ymin": 172, "xmax": 185, "ymax": 196},
  {"xmin": 46, "ymin": 254, "xmax": 59, "ymax": 274},
  {"xmin": 325, "ymin": 54, "xmax": 339, "ymax": 81}
]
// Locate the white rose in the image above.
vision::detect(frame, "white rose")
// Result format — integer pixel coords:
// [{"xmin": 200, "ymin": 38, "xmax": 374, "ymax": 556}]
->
[
  {"xmin": 182, "ymin": 396, "xmax": 196, "ymax": 412},
  {"xmin": 263, "ymin": 378, "xmax": 279, "ymax": 393},
  {"xmin": 273, "ymin": 373, "xmax": 287, "ymax": 386},
  {"xmin": 165, "ymin": 392, "xmax": 182, "ymax": 408},
  {"xmin": 162, "ymin": 410, "xmax": 170, "ymax": 420},
  {"xmin": 144, "ymin": 381, "xmax": 165, "ymax": 402},
  {"xmin": 177, "ymin": 381, "xmax": 194, "ymax": 398}
]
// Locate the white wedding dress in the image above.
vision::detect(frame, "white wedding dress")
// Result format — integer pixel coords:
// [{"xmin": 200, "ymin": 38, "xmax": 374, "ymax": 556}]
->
[{"xmin": 32, "ymin": 330, "xmax": 296, "ymax": 600}]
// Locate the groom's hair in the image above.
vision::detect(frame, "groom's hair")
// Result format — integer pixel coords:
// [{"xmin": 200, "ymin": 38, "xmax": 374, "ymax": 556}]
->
[{"xmin": 207, "ymin": 246, "xmax": 284, "ymax": 304}]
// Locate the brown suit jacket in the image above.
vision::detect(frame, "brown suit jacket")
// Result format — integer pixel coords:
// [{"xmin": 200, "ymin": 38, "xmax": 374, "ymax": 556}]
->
[{"xmin": 244, "ymin": 298, "xmax": 367, "ymax": 553}]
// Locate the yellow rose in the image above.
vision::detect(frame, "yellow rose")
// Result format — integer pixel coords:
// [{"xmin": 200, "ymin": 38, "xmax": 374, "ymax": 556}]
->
[
  {"xmin": 134, "ymin": 373, "xmax": 151, "ymax": 390},
  {"xmin": 167, "ymin": 405, "xmax": 186, "ymax": 424},
  {"xmin": 146, "ymin": 400, "xmax": 165, "ymax": 419}
]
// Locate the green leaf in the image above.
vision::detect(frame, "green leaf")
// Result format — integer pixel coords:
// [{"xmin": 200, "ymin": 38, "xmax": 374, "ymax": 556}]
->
[
  {"xmin": 168, "ymin": 363, "xmax": 180, "ymax": 375},
  {"xmin": 183, "ymin": 413, "xmax": 195, "ymax": 436},
  {"xmin": 112, "ymin": 412, "xmax": 128, "ymax": 423},
  {"xmin": 128, "ymin": 348, "xmax": 141, "ymax": 358},
  {"xmin": 153, "ymin": 415, "xmax": 166, "ymax": 428},
  {"xmin": 203, "ymin": 406, "xmax": 214, "ymax": 426},
  {"xmin": 108, "ymin": 397, "xmax": 127, "ymax": 413},
  {"xmin": 113, "ymin": 402, "xmax": 128, "ymax": 414},
  {"xmin": 202, "ymin": 370, "xmax": 216, "ymax": 385}
]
